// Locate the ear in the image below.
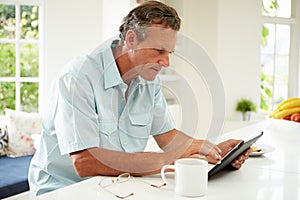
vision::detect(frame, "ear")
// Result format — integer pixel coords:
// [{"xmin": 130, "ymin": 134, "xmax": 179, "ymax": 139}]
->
[{"xmin": 125, "ymin": 30, "xmax": 138, "ymax": 49}]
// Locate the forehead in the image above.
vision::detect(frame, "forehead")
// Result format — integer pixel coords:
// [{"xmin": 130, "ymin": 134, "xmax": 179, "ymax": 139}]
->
[{"xmin": 138, "ymin": 26, "xmax": 177, "ymax": 52}]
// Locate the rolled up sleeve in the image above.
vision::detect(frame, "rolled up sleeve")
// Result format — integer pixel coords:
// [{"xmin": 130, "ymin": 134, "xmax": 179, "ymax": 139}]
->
[{"xmin": 54, "ymin": 73, "xmax": 99, "ymax": 155}]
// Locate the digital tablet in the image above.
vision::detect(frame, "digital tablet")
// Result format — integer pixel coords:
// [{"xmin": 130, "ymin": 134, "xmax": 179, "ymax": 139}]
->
[{"xmin": 208, "ymin": 132, "xmax": 263, "ymax": 178}]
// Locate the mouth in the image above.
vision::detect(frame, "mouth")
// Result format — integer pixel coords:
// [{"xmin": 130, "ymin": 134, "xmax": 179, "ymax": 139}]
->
[{"xmin": 152, "ymin": 66, "xmax": 162, "ymax": 72}]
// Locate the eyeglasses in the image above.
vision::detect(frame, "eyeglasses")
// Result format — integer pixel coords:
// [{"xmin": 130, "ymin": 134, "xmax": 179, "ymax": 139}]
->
[{"xmin": 98, "ymin": 173, "xmax": 166, "ymax": 199}]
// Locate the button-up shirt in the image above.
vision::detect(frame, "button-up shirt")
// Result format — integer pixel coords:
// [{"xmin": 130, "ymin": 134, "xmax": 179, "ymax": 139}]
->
[{"xmin": 28, "ymin": 42, "xmax": 175, "ymax": 196}]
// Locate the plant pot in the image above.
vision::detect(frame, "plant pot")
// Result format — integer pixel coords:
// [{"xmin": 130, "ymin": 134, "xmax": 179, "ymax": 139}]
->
[{"xmin": 242, "ymin": 112, "xmax": 251, "ymax": 121}]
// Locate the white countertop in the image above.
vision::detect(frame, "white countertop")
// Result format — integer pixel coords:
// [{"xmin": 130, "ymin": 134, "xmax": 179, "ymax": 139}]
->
[{"xmin": 35, "ymin": 119, "xmax": 300, "ymax": 200}]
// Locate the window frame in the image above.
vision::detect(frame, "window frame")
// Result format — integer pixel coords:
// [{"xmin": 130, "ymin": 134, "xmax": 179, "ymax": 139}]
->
[
  {"xmin": 261, "ymin": 0, "xmax": 300, "ymax": 111},
  {"xmin": 0, "ymin": 0, "xmax": 44, "ymax": 112},
  {"xmin": 288, "ymin": 0, "xmax": 300, "ymax": 98}
]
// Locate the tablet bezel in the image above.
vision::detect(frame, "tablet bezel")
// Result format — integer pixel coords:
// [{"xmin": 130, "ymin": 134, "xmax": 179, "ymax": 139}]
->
[{"xmin": 208, "ymin": 132, "xmax": 263, "ymax": 178}]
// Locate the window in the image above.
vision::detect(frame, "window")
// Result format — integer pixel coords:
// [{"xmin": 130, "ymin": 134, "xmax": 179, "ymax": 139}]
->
[
  {"xmin": 260, "ymin": 0, "xmax": 300, "ymax": 112},
  {"xmin": 0, "ymin": 0, "xmax": 43, "ymax": 114}
]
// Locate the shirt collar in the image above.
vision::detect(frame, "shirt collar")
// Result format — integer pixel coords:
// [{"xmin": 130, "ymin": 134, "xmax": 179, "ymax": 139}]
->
[
  {"xmin": 134, "ymin": 75, "xmax": 147, "ymax": 86},
  {"xmin": 101, "ymin": 44, "xmax": 154, "ymax": 89},
  {"xmin": 102, "ymin": 46, "xmax": 124, "ymax": 89}
]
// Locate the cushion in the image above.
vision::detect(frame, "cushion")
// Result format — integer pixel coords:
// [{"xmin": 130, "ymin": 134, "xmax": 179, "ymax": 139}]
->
[
  {"xmin": 5, "ymin": 108, "xmax": 42, "ymax": 157},
  {"xmin": 0, "ymin": 155, "xmax": 33, "ymax": 199},
  {"xmin": 0, "ymin": 126, "xmax": 8, "ymax": 156}
]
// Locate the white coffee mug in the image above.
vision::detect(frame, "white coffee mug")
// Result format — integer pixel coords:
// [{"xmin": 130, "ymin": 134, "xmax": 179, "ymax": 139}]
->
[{"xmin": 161, "ymin": 158, "xmax": 208, "ymax": 197}]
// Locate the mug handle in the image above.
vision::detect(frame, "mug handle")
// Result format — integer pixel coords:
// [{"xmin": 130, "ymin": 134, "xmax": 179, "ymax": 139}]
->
[{"xmin": 161, "ymin": 164, "xmax": 175, "ymax": 185}]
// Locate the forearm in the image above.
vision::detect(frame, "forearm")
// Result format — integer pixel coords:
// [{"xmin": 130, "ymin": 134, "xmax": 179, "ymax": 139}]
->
[
  {"xmin": 70, "ymin": 129, "xmax": 222, "ymax": 178},
  {"xmin": 70, "ymin": 147, "xmax": 176, "ymax": 177},
  {"xmin": 154, "ymin": 129, "xmax": 222, "ymax": 163},
  {"xmin": 154, "ymin": 129, "xmax": 194, "ymax": 153}
]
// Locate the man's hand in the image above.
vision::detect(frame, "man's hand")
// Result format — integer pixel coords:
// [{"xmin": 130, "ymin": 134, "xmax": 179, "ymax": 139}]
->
[
  {"xmin": 217, "ymin": 139, "xmax": 252, "ymax": 169},
  {"xmin": 154, "ymin": 129, "xmax": 250, "ymax": 169},
  {"xmin": 181, "ymin": 139, "xmax": 222, "ymax": 164}
]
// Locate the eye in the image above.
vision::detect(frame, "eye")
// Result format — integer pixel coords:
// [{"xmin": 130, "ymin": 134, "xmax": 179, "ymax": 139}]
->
[
  {"xmin": 156, "ymin": 48, "xmax": 165, "ymax": 54},
  {"xmin": 154, "ymin": 48, "xmax": 169, "ymax": 54}
]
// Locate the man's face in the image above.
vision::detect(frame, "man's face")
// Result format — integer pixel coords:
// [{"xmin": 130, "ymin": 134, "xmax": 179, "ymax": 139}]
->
[{"xmin": 129, "ymin": 26, "xmax": 177, "ymax": 81}]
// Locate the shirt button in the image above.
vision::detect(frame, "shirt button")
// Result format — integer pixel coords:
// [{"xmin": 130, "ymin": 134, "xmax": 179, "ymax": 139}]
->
[{"xmin": 123, "ymin": 142, "xmax": 128, "ymax": 146}]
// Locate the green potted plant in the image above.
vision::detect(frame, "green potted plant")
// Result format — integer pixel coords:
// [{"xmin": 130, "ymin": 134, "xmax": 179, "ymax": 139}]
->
[{"xmin": 235, "ymin": 98, "xmax": 257, "ymax": 121}]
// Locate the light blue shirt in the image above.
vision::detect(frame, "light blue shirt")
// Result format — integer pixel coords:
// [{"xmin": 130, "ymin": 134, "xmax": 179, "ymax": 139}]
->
[{"xmin": 28, "ymin": 42, "xmax": 175, "ymax": 196}]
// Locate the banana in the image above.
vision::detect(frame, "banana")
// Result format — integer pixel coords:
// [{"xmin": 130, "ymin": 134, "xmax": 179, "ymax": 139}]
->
[
  {"xmin": 272, "ymin": 107, "xmax": 300, "ymax": 119},
  {"xmin": 278, "ymin": 99, "xmax": 300, "ymax": 110},
  {"xmin": 277, "ymin": 97, "xmax": 300, "ymax": 110},
  {"xmin": 269, "ymin": 97, "xmax": 300, "ymax": 118},
  {"xmin": 269, "ymin": 108, "xmax": 280, "ymax": 118}
]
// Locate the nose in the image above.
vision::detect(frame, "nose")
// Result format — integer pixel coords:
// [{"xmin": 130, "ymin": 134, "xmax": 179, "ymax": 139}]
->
[{"xmin": 158, "ymin": 52, "xmax": 170, "ymax": 67}]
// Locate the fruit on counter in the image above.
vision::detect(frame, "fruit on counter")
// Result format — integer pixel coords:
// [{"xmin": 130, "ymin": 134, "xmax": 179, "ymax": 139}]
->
[
  {"xmin": 270, "ymin": 107, "xmax": 300, "ymax": 119},
  {"xmin": 277, "ymin": 98, "xmax": 300, "ymax": 110},
  {"xmin": 291, "ymin": 113, "xmax": 300, "ymax": 122},
  {"xmin": 283, "ymin": 114, "xmax": 291, "ymax": 120},
  {"xmin": 269, "ymin": 97, "xmax": 300, "ymax": 121}
]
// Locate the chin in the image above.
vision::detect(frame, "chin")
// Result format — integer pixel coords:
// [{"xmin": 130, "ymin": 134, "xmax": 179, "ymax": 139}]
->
[
  {"xmin": 141, "ymin": 72, "xmax": 158, "ymax": 81},
  {"xmin": 140, "ymin": 68, "xmax": 160, "ymax": 81},
  {"xmin": 143, "ymin": 76, "xmax": 156, "ymax": 81}
]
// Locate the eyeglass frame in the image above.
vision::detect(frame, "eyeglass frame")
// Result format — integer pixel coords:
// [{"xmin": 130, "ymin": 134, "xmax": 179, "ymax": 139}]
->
[{"xmin": 98, "ymin": 173, "xmax": 166, "ymax": 199}]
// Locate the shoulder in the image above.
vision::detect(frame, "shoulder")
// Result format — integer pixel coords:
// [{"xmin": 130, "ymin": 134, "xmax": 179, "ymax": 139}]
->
[
  {"xmin": 56, "ymin": 51, "xmax": 108, "ymax": 87},
  {"xmin": 62, "ymin": 54, "xmax": 103, "ymax": 77}
]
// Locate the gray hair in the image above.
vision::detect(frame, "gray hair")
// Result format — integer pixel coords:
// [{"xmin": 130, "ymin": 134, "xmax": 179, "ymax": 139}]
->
[{"xmin": 119, "ymin": 1, "xmax": 181, "ymax": 43}]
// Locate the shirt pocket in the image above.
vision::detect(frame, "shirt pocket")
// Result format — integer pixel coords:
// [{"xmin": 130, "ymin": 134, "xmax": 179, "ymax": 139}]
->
[
  {"xmin": 129, "ymin": 112, "xmax": 152, "ymax": 126},
  {"xmin": 125, "ymin": 112, "xmax": 152, "ymax": 138},
  {"xmin": 118, "ymin": 112, "xmax": 152, "ymax": 152}
]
